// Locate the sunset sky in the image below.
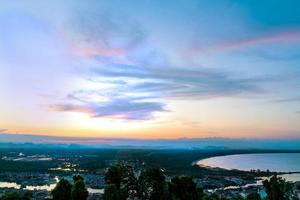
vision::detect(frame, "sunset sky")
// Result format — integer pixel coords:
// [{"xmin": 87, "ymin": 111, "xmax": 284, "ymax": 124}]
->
[{"xmin": 1, "ymin": 0, "xmax": 300, "ymax": 140}]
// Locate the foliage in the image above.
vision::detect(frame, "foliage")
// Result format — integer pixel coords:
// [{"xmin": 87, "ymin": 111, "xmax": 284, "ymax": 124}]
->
[
  {"xmin": 73, "ymin": 175, "xmax": 84, "ymax": 182},
  {"xmin": 0, "ymin": 191, "xmax": 32, "ymax": 200},
  {"xmin": 120, "ymin": 166, "xmax": 138, "ymax": 200},
  {"xmin": 51, "ymin": 178, "xmax": 72, "ymax": 200},
  {"xmin": 246, "ymin": 192, "xmax": 261, "ymax": 200},
  {"xmin": 104, "ymin": 164, "xmax": 138, "ymax": 200},
  {"xmin": 21, "ymin": 191, "xmax": 32, "ymax": 200},
  {"xmin": 103, "ymin": 184, "xmax": 120, "ymax": 200},
  {"xmin": 138, "ymin": 168, "xmax": 168, "ymax": 200},
  {"xmin": 0, "ymin": 192, "xmax": 22, "ymax": 200},
  {"xmin": 71, "ymin": 175, "xmax": 88, "ymax": 200},
  {"xmin": 204, "ymin": 193, "xmax": 220, "ymax": 200},
  {"xmin": 168, "ymin": 176, "xmax": 202, "ymax": 200},
  {"xmin": 263, "ymin": 175, "xmax": 297, "ymax": 200},
  {"xmin": 105, "ymin": 165, "xmax": 125, "ymax": 190}
]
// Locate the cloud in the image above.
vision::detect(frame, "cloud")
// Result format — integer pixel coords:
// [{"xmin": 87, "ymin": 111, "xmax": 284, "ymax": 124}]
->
[
  {"xmin": 0, "ymin": 129, "xmax": 7, "ymax": 133},
  {"xmin": 51, "ymin": 97, "xmax": 166, "ymax": 120},
  {"xmin": 68, "ymin": 6, "xmax": 263, "ymax": 99},
  {"xmin": 60, "ymin": 10, "xmax": 145, "ymax": 60},
  {"xmin": 191, "ymin": 29, "xmax": 300, "ymax": 54},
  {"xmin": 272, "ymin": 96, "xmax": 300, "ymax": 103},
  {"xmin": 92, "ymin": 64, "xmax": 262, "ymax": 99},
  {"xmin": 50, "ymin": 7, "xmax": 268, "ymax": 121},
  {"xmin": 52, "ymin": 63, "xmax": 262, "ymax": 121},
  {"xmin": 56, "ymin": 29, "xmax": 128, "ymax": 58}
]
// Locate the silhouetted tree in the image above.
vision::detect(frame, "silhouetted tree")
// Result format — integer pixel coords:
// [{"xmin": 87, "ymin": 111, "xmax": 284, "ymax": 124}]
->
[
  {"xmin": 204, "ymin": 193, "xmax": 220, "ymax": 200},
  {"xmin": 263, "ymin": 175, "xmax": 297, "ymax": 200},
  {"xmin": 103, "ymin": 184, "xmax": 120, "ymax": 200},
  {"xmin": 232, "ymin": 195, "xmax": 245, "ymax": 200},
  {"xmin": 168, "ymin": 176, "xmax": 201, "ymax": 200},
  {"xmin": 104, "ymin": 164, "xmax": 138, "ymax": 200},
  {"xmin": 246, "ymin": 192, "xmax": 261, "ymax": 200},
  {"xmin": 22, "ymin": 191, "xmax": 32, "ymax": 200},
  {"xmin": 105, "ymin": 165, "xmax": 124, "ymax": 190},
  {"xmin": 73, "ymin": 175, "xmax": 84, "ymax": 182},
  {"xmin": 138, "ymin": 168, "xmax": 168, "ymax": 200},
  {"xmin": 52, "ymin": 178, "xmax": 72, "ymax": 200},
  {"xmin": 0, "ymin": 192, "xmax": 22, "ymax": 200},
  {"xmin": 71, "ymin": 175, "xmax": 88, "ymax": 200},
  {"xmin": 120, "ymin": 166, "xmax": 138, "ymax": 200},
  {"xmin": 0, "ymin": 191, "xmax": 32, "ymax": 200}
]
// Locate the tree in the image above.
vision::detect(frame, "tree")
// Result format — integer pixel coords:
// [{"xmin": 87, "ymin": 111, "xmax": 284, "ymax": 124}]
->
[
  {"xmin": 73, "ymin": 175, "xmax": 84, "ymax": 182},
  {"xmin": 71, "ymin": 175, "xmax": 89, "ymax": 200},
  {"xmin": 105, "ymin": 165, "xmax": 125, "ymax": 190},
  {"xmin": 120, "ymin": 166, "xmax": 138, "ymax": 200},
  {"xmin": 103, "ymin": 184, "xmax": 120, "ymax": 200},
  {"xmin": 232, "ymin": 195, "xmax": 245, "ymax": 200},
  {"xmin": 104, "ymin": 164, "xmax": 138, "ymax": 200},
  {"xmin": 168, "ymin": 176, "xmax": 200, "ymax": 200},
  {"xmin": 263, "ymin": 175, "xmax": 297, "ymax": 200},
  {"xmin": 246, "ymin": 192, "xmax": 261, "ymax": 200},
  {"xmin": 204, "ymin": 193, "xmax": 220, "ymax": 200},
  {"xmin": 0, "ymin": 191, "xmax": 32, "ymax": 200},
  {"xmin": 0, "ymin": 192, "xmax": 22, "ymax": 200},
  {"xmin": 138, "ymin": 168, "xmax": 168, "ymax": 200},
  {"xmin": 22, "ymin": 191, "xmax": 33, "ymax": 200},
  {"xmin": 52, "ymin": 178, "xmax": 72, "ymax": 200}
]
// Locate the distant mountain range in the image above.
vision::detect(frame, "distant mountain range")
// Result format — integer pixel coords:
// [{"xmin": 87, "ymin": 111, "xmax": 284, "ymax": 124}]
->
[{"xmin": 1, "ymin": 133, "xmax": 300, "ymax": 150}]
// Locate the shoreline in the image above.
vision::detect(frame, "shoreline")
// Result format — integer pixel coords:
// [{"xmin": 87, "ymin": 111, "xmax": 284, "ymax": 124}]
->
[{"xmin": 194, "ymin": 152, "xmax": 300, "ymax": 175}]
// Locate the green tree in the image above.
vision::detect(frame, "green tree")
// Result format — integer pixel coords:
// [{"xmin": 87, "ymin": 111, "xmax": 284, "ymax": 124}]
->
[
  {"xmin": 138, "ymin": 168, "xmax": 168, "ymax": 200},
  {"xmin": 105, "ymin": 165, "xmax": 124, "ymax": 190},
  {"xmin": 71, "ymin": 175, "xmax": 89, "ymax": 200},
  {"xmin": 168, "ymin": 176, "xmax": 200, "ymax": 200},
  {"xmin": 232, "ymin": 195, "xmax": 245, "ymax": 200},
  {"xmin": 73, "ymin": 175, "xmax": 84, "ymax": 182},
  {"xmin": 52, "ymin": 178, "xmax": 72, "ymax": 200},
  {"xmin": 104, "ymin": 164, "xmax": 138, "ymax": 200},
  {"xmin": 22, "ymin": 191, "xmax": 32, "ymax": 200},
  {"xmin": 263, "ymin": 175, "xmax": 297, "ymax": 200},
  {"xmin": 103, "ymin": 184, "xmax": 120, "ymax": 200},
  {"xmin": 246, "ymin": 192, "xmax": 261, "ymax": 200},
  {"xmin": 204, "ymin": 193, "xmax": 220, "ymax": 200},
  {"xmin": 120, "ymin": 166, "xmax": 138, "ymax": 200},
  {"xmin": 0, "ymin": 191, "xmax": 33, "ymax": 200},
  {"xmin": 0, "ymin": 192, "xmax": 22, "ymax": 200}
]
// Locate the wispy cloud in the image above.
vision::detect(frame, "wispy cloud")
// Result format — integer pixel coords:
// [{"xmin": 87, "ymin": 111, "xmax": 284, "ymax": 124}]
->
[
  {"xmin": 48, "ymin": 10, "xmax": 269, "ymax": 121},
  {"xmin": 59, "ymin": 11, "xmax": 144, "ymax": 60},
  {"xmin": 50, "ymin": 63, "xmax": 263, "ymax": 120},
  {"xmin": 191, "ymin": 30, "xmax": 300, "ymax": 54},
  {"xmin": 51, "ymin": 97, "xmax": 166, "ymax": 120},
  {"xmin": 92, "ymin": 64, "xmax": 263, "ymax": 99},
  {"xmin": 272, "ymin": 96, "xmax": 300, "ymax": 103}
]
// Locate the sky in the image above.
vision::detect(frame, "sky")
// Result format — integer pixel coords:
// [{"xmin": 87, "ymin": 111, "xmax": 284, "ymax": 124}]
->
[{"xmin": 0, "ymin": 0, "xmax": 300, "ymax": 140}]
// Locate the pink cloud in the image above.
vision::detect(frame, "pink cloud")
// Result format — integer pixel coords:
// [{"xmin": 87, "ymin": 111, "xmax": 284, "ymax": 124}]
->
[
  {"xmin": 72, "ymin": 46, "xmax": 126, "ymax": 57},
  {"xmin": 49, "ymin": 104, "xmax": 95, "ymax": 115},
  {"xmin": 55, "ymin": 28, "xmax": 127, "ymax": 58},
  {"xmin": 47, "ymin": 139, "xmax": 111, "ymax": 144},
  {"xmin": 191, "ymin": 30, "xmax": 300, "ymax": 54}
]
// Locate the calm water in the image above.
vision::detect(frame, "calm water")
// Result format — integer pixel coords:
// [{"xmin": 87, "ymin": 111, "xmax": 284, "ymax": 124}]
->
[{"xmin": 198, "ymin": 153, "xmax": 300, "ymax": 172}]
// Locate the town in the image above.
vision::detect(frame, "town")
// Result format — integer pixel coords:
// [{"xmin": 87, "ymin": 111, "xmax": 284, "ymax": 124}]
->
[{"xmin": 1, "ymin": 148, "xmax": 300, "ymax": 199}]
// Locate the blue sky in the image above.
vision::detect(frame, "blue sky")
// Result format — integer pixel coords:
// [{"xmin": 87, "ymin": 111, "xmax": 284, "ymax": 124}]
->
[{"xmin": 0, "ymin": 0, "xmax": 300, "ymax": 140}]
